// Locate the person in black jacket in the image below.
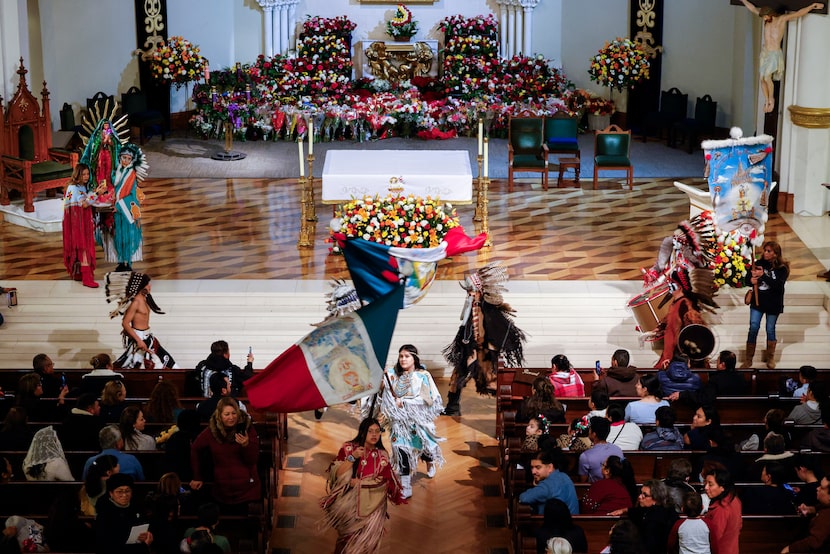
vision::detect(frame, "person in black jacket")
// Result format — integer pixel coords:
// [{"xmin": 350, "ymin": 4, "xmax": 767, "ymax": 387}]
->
[
  {"xmin": 32, "ymin": 353, "xmax": 62, "ymax": 398},
  {"xmin": 187, "ymin": 340, "xmax": 254, "ymax": 398},
  {"xmin": 533, "ymin": 498, "xmax": 588, "ymax": 554},
  {"xmin": 94, "ymin": 473, "xmax": 153, "ymax": 554},
  {"xmin": 614, "ymin": 479, "xmax": 678, "ymax": 554},
  {"xmin": 59, "ymin": 393, "xmax": 105, "ymax": 451},
  {"xmin": 743, "ymin": 240, "xmax": 789, "ymax": 369}
]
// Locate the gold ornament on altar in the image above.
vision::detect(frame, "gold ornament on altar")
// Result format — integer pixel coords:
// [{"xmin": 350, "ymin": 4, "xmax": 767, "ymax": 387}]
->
[{"xmin": 365, "ymin": 41, "xmax": 434, "ymax": 82}]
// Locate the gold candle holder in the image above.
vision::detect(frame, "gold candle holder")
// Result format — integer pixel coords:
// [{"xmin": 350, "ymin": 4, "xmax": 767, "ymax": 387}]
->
[
  {"xmin": 474, "ymin": 154, "xmax": 484, "ymax": 222},
  {"xmin": 480, "ymin": 176, "xmax": 492, "ymax": 248},
  {"xmin": 297, "ymin": 175, "xmax": 313, "ymax": 248},
  {"xmin": 306, "ymin": 154, "xmax": 317, "ymax": 222}
]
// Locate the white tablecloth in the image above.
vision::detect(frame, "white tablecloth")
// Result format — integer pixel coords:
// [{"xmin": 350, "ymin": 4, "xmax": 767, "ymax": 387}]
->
[{"xmin": 321, "ymin": 150, "xmax": 473, "ymax": 204}]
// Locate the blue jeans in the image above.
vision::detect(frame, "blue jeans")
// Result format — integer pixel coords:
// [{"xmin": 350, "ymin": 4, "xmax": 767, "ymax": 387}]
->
[{"xmin": 748, "ymin": 307, "xmax": 778, "ymax": 343}]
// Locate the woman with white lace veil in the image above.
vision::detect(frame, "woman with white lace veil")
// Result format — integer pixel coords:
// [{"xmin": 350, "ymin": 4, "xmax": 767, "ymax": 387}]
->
[
  {"xmin": 377, "ymin": 344, "xmax": 445, "ymax": 499},
  {"xmin": 23, "ymin": 425, "xmax": 74, "ymax": 481}
]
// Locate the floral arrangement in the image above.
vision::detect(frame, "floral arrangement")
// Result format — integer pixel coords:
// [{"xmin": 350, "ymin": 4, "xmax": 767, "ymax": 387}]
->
[
  {"xmin": 302, "ymin": 15, "xmax": 356, "ymax": 36},
  {"xmin": 386, "ymin": 5, "xmax": 419, "ymax": 39},
  {"xmin": 584, "ymin": 96, "xmax": 614, "ymax": 116},
  {"xmin": 588, "ymin": 37, "xmax": 650, "ymax": 91},
  {"xmin": 712, "ymin": 230, "xmax": 752, "ymax": 290},
  {"xmin": 439, "ymin": 13, "xmax": 499, "ymax": 40},
  {"xmin": 149, "ymin": 36, "xmax": 208, "ymax": 88},
  {"xmin": 331, "ymin": 193, "xmax": 460, "ymax": 252}
]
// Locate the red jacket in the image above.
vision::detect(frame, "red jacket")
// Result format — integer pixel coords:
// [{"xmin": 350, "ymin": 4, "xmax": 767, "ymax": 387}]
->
[
  {"xmin": 704, "ymin": 493, "xmax": 742, "ymax": 554},
  {"xmin": 191, "ymin": 425, "xmax": 261, "ymax": 505}
]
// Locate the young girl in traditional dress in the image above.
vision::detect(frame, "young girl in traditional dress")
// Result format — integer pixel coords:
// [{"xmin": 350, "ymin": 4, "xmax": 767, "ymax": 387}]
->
[
  {"xmin": 378, "ymin": 344, "xmax": 445, "ymax": 499},
  {"xmin": 62, "ymin": 163, "xmax": 99, "ymax": 288}
]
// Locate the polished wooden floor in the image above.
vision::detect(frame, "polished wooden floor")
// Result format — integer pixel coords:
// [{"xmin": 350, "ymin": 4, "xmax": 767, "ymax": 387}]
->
[{"xmin": 0, "ymin": 177, "xmax": 823, "ymax": 282}]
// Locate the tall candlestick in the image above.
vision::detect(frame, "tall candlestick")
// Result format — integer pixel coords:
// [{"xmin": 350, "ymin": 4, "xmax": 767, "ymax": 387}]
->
[
  {"xmin": 204, "ymin": 63, "xmax": 210, "ymax": 82},
  {"xmin": 483, "ymin": 138, "xmax": 489, "ymax": 178},
  {"xmin": 308, "ymin": 119, "xmax": 314, "ymax": 155},
  {"xmin": 477, "ymin": 119, "xmax": 483, "ymax": 156},
  {"xmin": 298, "ymin": 139, "xmax": 305, "ymax": 178}
]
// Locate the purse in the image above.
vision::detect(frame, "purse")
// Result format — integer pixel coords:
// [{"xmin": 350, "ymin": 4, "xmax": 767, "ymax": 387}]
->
[{"xmin": 744, "ymin": 289, "xmax": 753, "ymax": 305}]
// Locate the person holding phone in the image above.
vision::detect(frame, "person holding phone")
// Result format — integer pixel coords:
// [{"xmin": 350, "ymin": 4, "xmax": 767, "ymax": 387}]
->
[{"xmin": 189, "ymin": 397, "xmax": 260, "ymax": 514}]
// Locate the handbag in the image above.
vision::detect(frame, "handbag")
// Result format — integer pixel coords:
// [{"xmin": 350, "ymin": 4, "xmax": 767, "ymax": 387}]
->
[{"xmin": 744, "ymin": 289, "xmax": 753, "ymax": 305}]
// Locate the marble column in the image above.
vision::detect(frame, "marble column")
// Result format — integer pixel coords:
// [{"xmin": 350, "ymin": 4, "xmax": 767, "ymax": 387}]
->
[
  {"xmin": 256, "ymin": 0, "xmax": 277, "ymax": 56},
  {"xmin": 779, "ymin": 14, "xmax": 830, "ymax": 215},
  {"xmin": 519, "ymin": 0, "xmax": 540, "ymax": 57},
  {"xmin": 0, "ymin": 0, "xmax": 23, "ymax": 102}
]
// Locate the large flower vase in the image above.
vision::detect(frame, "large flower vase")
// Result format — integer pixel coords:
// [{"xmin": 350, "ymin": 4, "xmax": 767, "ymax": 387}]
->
[
  {"xmin": 588, "ymin": 113, "xmax": 611, "ymax": 131},
  {"xmin": 610, "ymin": 87, "xmax": 629, "ymax": 129},
  {"xmin": 392, "ymin": 35, "xmax": 413, "ymax": 43}
]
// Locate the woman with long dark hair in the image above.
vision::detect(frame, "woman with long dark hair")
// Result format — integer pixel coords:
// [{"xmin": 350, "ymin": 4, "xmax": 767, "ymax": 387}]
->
[
  {"xmin": 702, "ymin": 468, "xmax": 742, "ymax": 553},
  {"xmin": 580, "ymin": 455, "xmax": 637, "ymax": 514},
  {"xmin": 119, "ymin": 405, "xmax": 156, "ymax": 451},
  {"xmin": 743, "ymin": 240, "xmax": 789, "ymax": 369},
  {"xmin": 62, "ymin": 163, "xmax": 99, "ymax": 288},
  {"xmin": 320, "ymin": 417, "xmax": 406, "ymax": 554},
  {"xmin": 518, "ymin": 376, "xmax": 565, "ymax": 424},
  {"xmin": 378, "ymin": 344, "xmax": 444, "ymax": 499}
]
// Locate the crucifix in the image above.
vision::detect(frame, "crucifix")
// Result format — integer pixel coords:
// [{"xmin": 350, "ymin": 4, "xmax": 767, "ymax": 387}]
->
[{"xmin": 733, "ymin": 0, "xmax": 826, "ymax": 113}]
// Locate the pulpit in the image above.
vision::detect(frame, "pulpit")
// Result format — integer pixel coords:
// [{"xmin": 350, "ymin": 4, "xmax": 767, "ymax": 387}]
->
[{"xmin": 1, "ymin": 58, "xmax": 77, "ymax": 212}]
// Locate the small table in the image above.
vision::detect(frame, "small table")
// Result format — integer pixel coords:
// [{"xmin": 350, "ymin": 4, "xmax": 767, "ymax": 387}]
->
[{"xmin": 557, "ymin": 157, "xmax": 581, "ymax": 188}]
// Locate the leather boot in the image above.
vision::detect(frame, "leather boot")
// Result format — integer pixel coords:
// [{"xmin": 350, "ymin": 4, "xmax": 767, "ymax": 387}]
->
[
  {"xmin": 441, "ymin": 390, "xmax": 461, "ymax": 416},
  {"xmin": 741, "ymin": 343, "xmax": 755, "ymax": 368},
  {"xmin": 400, "ymin": 475, "xmax": 412, "ymax": 499},
  {"xmin": 766, "ymin": 340, "xmax": 777, "ymax": 369},
  {"xmin": 81, "ymin": 266, "xmax": 99, "ymax": 288}
]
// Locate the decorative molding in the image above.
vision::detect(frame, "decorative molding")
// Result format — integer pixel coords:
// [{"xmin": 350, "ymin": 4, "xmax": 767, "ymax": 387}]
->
[{"xmin": 788, "ymin": 105, "xmax": 830, "ymax": 128}]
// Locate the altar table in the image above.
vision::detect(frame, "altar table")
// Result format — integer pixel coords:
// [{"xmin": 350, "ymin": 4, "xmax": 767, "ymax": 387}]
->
[{"xmin": 321, "ymin": 150, "xmax": 473, "ymax": 204}]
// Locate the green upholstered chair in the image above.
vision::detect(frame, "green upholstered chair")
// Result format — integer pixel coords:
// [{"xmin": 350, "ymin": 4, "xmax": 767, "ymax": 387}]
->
[
  {"xmin": 508, "ymin": 114, "xmax": 549, "ymax": 192},
  {"xmin": 593, "ymin": 124, "xmax": 633, "ymax": 190},
  {"xmin": 544, "ymin": 113, "xmax": 580, "ymax": 159}
]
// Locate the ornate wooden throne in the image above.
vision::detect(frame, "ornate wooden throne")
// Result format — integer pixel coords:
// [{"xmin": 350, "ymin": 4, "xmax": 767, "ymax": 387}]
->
[{"xmin": 1, "ymin": 58, "xmax": 77, "ymax": 212}]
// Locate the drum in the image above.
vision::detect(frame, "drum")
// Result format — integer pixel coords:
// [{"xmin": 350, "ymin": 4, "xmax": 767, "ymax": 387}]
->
[{"xmin": 627, "ymin": 284, "xmax": 671, "ymax": 334}]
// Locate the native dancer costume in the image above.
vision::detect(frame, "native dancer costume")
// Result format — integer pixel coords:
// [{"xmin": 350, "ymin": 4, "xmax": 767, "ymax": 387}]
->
[
  {"xmin": 643, "ymin": 212, "xmax": 716, "ymax": 287},
  {"xmin": 443, "ymin": 263, "xmax": 526, "ymax": 416},
  {"xmin": 378, "ymin": 364, "xmax": 445, "ymax": 493},
  {"xmin": 320, "ymin": 442, "xmax": 405, "ymax": 554},
  {"xmin": 105, "ymin": 271, "xmax": 178, "ymax": 369},
  {"xmin": 62, "ymin": 178, "xmax": 98, "ymax": 287},
  {"xmin": 109, "ymin": 143, "xmax": 147, "ymax": 267},
  {"xmin": 655, "ymin": 267, "xmax": 718, "ymax": 368}
]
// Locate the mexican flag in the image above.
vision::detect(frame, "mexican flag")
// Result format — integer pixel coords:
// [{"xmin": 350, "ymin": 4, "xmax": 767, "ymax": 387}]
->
[{"xmin": 244, "ymin": 286, "xmax": 403, "ymax": 412}]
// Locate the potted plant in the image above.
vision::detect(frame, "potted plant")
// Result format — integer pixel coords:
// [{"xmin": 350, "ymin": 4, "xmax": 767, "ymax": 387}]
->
[
  {"xmin": 386, "ymin": 5, "xmax": 418, "ymax": 42},
  {"xmin": 585, "ymin": 96, "xmax": 615, "ymax": 130}
]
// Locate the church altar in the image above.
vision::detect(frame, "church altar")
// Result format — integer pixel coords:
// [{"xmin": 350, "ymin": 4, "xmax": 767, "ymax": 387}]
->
[
  {"xmin": 352, "ymin": 40, "xmax": 439, "ymax": 80},
  {"xmin": 321, "ymin": 150, "xmax": 473, "ymax": 204}
]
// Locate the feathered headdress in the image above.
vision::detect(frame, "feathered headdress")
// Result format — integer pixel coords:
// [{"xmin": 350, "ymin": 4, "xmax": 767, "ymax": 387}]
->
[
  {"xmin": 118, "ymin": 143, "xmax": 150, "ymax": 182},
  {"xmin": 105, "ymin": 271, "xmax": 163, "ymax": 318},
  {"xmin": 313, "ymin": 279, "xmax": 363, "ymax": 326},
  {"xmin": 666, "ymin": 266, "xmax": 718, "ymax": 312},
  {"xmin": 677, "ymin": 211, "xmax": 717, "ymax": 263}
]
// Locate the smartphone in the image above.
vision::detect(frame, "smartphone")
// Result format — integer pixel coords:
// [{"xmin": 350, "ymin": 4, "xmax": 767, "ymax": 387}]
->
[
  {"xmin": 595, "ymin": 360, "xmax": 602, "ymax": 376},
  {"xmin": 60, "ymin": 373, "xmax": 67, "ymax": 388},
  {"xmin": 235, "ymin": 422, "xmax": 246, "ymax": 434},
  {"xmin": 248, "ymin": 346, "xmax": 253, "ymax": 356}
]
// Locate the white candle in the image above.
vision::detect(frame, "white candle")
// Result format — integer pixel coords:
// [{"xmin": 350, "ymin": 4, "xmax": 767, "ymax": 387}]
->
[
  {"xmin": 308, "ymin": 119, "xmax": 314, "ymax": 156},
  {"xmin": 298, "ymin": 139, "xmax": 305, "ymax": 178},
  {"xmin": 477, "ymin": 119, "xmax": 483, "ymax": 156},
  {"xmin": 483, "ymin": 138, "xmax": 489, "ymax": 178}
]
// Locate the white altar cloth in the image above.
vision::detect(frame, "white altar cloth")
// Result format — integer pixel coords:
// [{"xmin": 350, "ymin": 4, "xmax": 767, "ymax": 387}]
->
[{"xmin": 322, "ymin": 150, "xmax": 473, "ymax": 204}]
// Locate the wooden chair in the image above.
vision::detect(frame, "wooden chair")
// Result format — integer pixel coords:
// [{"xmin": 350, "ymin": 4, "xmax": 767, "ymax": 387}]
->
[
  {"xmin": 86, "ymin": 91, "xmax": 116, "ymax": 118},
  {"xmin": 544, "ymin": 112, "xmax": 580, "ymax": 159},
  {"xmin": 121, "ymin": 86, "xmax": 166, "ymax": 145},
  {"xmin": 593, "ymin": 124, "xmax": 633, "ymax": 190},
  {"xmin": 641, "ymin": 87, "xmax": 688, "ymax": 143},
  {"xmin": 670, "ymin": 94, "xmax": 718, "ymax": 153},
  {"xmin": 508, "ymin": 112, "xmax": 549, "ymax": 192},
  {"xmin": 0, "ymin": 58, "xmax": 77, "ymax": 212}
]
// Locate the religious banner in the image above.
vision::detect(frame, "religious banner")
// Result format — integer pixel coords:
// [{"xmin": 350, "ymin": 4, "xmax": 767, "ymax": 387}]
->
[
  {"xmin": 628, "ymin": 0, "xmax": 665, "ymax": 130},
  {"xmin": 702, "ymin": 130, "xmax": 774, "ymax": 239},
  {"xmin": 133, "ymin": 0, "xmax": 169, "ymax": 119}
]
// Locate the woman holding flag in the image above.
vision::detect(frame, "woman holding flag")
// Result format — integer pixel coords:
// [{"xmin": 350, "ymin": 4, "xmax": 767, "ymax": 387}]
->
[{"xmin": 378, "ymin": 344, "xmax": 445, "ymax": 499}]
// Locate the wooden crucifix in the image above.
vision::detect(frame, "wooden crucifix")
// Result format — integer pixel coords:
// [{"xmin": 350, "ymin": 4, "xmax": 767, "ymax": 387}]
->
[{"xmin": 732, "ymin": 0, "xmax": 826, "ymax": 113}]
